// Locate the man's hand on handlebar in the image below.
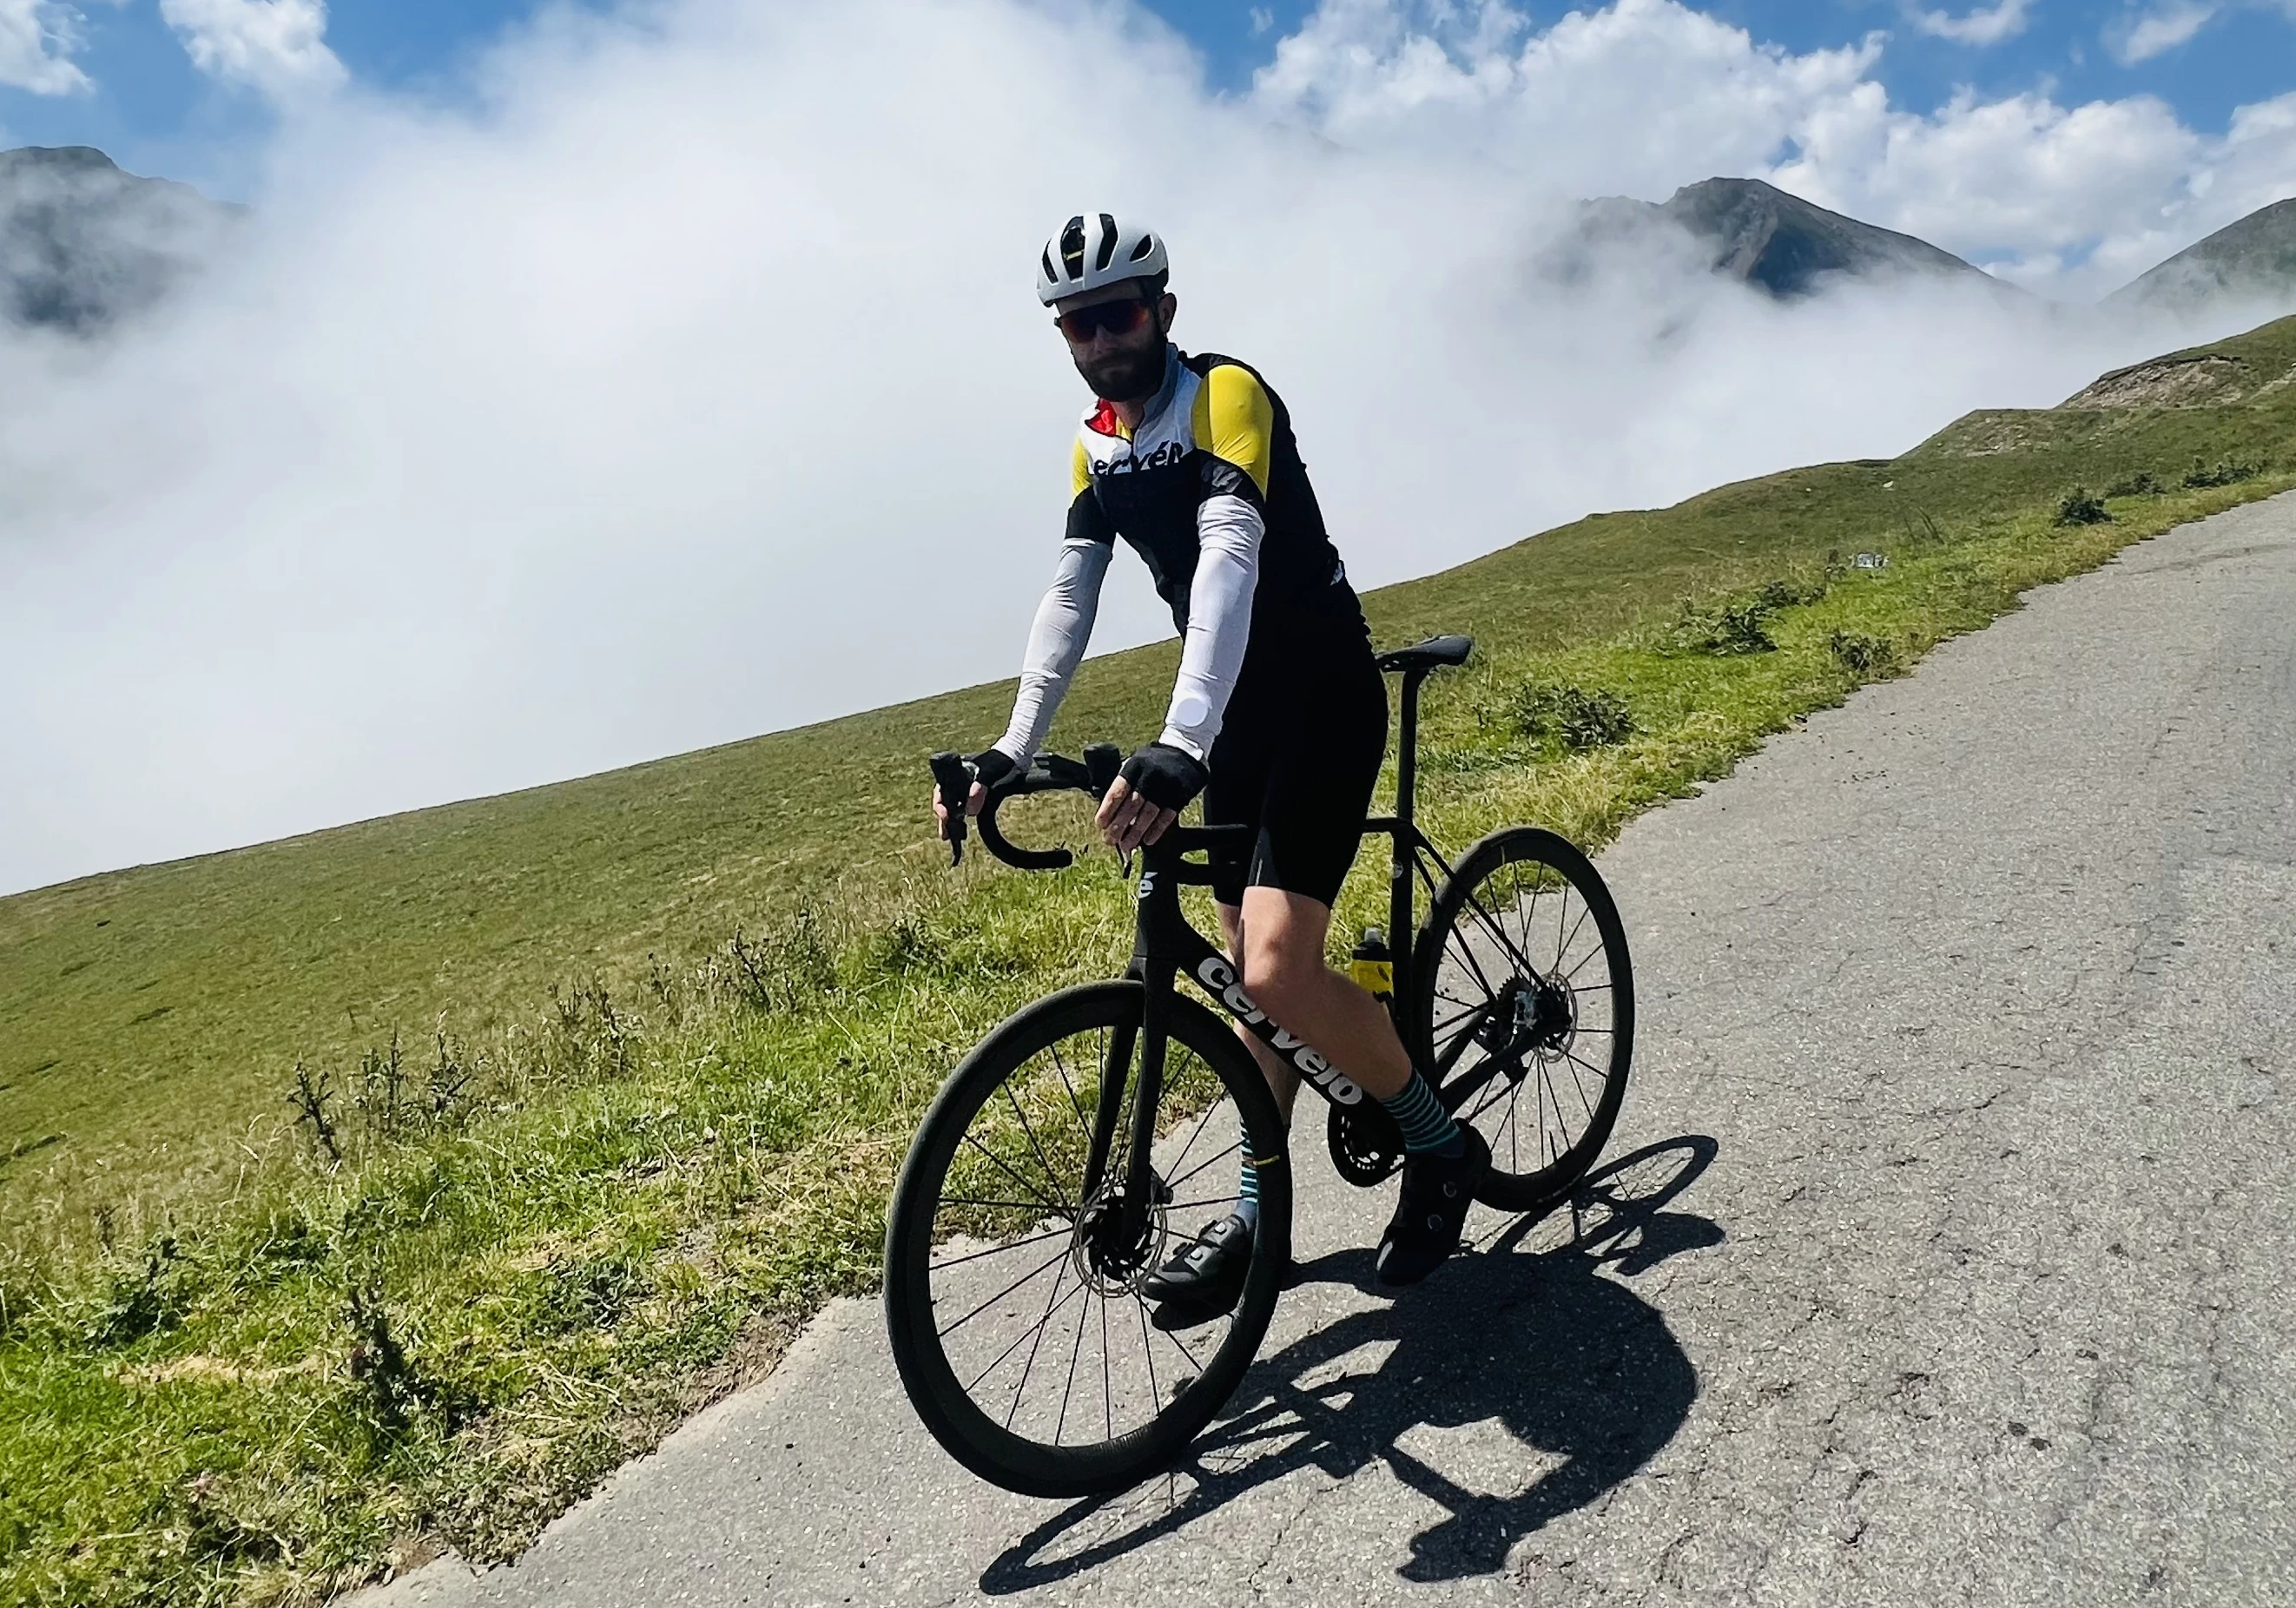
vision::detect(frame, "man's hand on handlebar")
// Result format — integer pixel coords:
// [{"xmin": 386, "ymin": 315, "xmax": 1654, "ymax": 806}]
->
[
  {"xmin": 1097, "ymin": 741, "xmax": 1206, "ymax": 853},
  {"xmin": 930, "ymin": 748, "xmax": 1013, "ymax": 840}
]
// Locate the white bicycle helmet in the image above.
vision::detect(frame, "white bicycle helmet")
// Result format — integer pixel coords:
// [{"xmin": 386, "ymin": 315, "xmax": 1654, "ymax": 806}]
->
[{"xmin": 1036, "ymin": 213, "xmax": 1168, "ymax": 306}]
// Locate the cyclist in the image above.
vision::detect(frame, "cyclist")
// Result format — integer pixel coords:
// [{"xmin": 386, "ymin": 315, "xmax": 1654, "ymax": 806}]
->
[{"xmin": 934, "ymin": 213, "xmax": 1489, "ymax": 1315}]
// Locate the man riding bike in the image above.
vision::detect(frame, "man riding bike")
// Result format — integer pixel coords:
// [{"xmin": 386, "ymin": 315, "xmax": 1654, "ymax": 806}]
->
[{"xmin": 934, "ymin": 213, "xmax": 1489, "ymax": 1319}]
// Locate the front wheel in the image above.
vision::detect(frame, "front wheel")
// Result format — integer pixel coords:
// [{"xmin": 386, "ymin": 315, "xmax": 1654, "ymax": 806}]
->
[
  {"xmin": 883, "ymin": 980, "xmax": 1291, "ymax": 1498},
  {"xmin": 1413, "ymin": 827, "xmax": 1635, "ymax": 1213}
]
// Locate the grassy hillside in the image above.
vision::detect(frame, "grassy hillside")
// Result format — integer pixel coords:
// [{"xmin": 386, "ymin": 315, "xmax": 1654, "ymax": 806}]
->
[
  {"xmin": 1, "ymin": 315, "xmax": 2293, "ymax": 1606},
  {"xmin": 10, "ymin": 314, "xmax": 2296, "ymax": 1249}
]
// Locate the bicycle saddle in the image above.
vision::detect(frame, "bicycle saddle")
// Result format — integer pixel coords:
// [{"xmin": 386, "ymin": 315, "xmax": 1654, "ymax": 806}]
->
[{"xmin": 1374, "ymin": 634, "xmax": 1474, "ymax": 674}]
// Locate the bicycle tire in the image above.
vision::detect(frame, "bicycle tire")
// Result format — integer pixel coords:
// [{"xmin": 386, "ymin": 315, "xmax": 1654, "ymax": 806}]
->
[
  {"xmin": 883, "ymin": 980, "xmax": 1292, "ymax": 1498},
  {"xmin": 1411, "ymin": 826, "xmax": 1635, "ymax": 1214}
]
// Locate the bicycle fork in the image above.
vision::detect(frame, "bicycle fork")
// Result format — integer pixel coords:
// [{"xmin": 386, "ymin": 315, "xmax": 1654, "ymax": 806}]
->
[{"xmin": 1078, "ymin": 851, "xmax": 1382, "ymax": 1250}]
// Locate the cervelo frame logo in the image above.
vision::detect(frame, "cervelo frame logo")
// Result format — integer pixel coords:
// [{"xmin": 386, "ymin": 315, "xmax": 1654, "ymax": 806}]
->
[{"xmin": 1194, "ymin": 956, "xmax": 1363, "ymax": 1105}]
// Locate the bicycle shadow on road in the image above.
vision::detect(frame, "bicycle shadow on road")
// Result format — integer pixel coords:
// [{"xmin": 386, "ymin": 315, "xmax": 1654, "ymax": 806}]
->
[{"xmin": 980, "ymin": 1134, "xmax": 1723, "ymax": 1594}]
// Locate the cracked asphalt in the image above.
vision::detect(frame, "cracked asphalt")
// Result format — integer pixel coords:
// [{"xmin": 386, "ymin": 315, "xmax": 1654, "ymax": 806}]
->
[{"xmin": 356, "ymin": 491, "xmax": 2296, "ymax": 1607}]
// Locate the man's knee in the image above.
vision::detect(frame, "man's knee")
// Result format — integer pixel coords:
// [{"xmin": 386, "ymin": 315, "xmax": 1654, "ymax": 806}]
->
[{"xmin": 1240, "ymin": 932, "xmax": 1321, "ymax": 1021}]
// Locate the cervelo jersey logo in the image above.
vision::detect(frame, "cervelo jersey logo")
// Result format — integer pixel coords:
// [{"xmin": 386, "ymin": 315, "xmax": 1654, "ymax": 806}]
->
[
  {"xmin": 1194, "ymin": 955, "xmax": 1364, "ymax": 1105},
  {"xmin": 1091, "ymin": 438, "xmax": 1187, "ymax": 477}
]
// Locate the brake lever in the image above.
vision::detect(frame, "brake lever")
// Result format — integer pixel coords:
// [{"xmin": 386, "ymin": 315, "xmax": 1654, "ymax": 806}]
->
[{"xmin": 927, "ymin": 752, "xmax": 973, "ymax": 867}]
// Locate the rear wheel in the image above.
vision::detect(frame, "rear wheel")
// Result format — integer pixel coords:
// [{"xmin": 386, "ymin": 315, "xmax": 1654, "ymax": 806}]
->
[
  {"xmin": 1412, "ymin": 827, "xmax": 1634, "ymax": 1213},
  {"xmin": 883, "ymin": 981, "xmax": 1290, "ymax": 1498}
]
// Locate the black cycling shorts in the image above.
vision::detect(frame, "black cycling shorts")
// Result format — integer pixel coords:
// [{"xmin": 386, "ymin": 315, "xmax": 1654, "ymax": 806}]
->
[{"xmin": 1204, "ymin": 623, "xmax": 1389, "ymax": 910}]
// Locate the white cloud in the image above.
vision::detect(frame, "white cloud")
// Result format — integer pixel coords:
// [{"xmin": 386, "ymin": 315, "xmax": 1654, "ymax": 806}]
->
[
  {"xmin": 0, "ymin": 0, "xmax": 91, "ymax": 95},
  {"xmin": 160, "ymin": 0, "xmax": 345, "ymax": 102},
  {"xmin": 1254, "ymin": 0, "xmax": 1882, "ymax": 201},
  {"xmin": 0, "ymin": 0, "xmax": 2274, "ymax": 892},
  {"xmin": 1908, "ymin": 0, "xmax": 2035, "ymax": 46},
  {"xmin": 1250, "ymin": 6, "xmax": 1275, "ymax": 34},
  {"xmin": 2110, "ymin": 2, "xmax": 2220, "ymax": 63},
  {"xmin": 1257, "ymin": 0, "xmax": 2296, "ymax": 299}
]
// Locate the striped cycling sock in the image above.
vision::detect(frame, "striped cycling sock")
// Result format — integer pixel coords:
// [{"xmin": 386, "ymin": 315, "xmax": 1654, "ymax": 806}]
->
[
  {"xmin": 1379, "ymin": 1071, "xmax": 1465, "ymax": 1157},
  {"xmin": 1234, "ymin": 1155, "xmax": 1261, "ymax": 1228}
]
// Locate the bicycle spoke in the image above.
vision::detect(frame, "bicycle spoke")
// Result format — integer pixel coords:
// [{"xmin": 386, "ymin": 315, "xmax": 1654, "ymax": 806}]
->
[
  {"xmin": 1099, "ymin": 1287, "xmax": 1115, "ymax": 1440},
  {"xmin": 937, "ymin": 1196, "xmax": 1071, "ymax": 1216},
  {"xmin": 1565, "ymin": 1045, "xmax": 1612, "ymax": 1091},
  {"xmin": 1542, "ymin": 1061, "xmax": 1574, "ymax": 1157},
  {"xmin": 1462, "ymin": 1070, "xmax": 1514, "ymax": 1129},
  {"xmin": 1495, "ymin": 1085, "xmax": 1521, "ymax": 1174},
  {"xmin": 976, "ymin": 1255, "xmax": 1081, "ymax": 1400},
  {"xmin": 1455, "ymin": 891, "xmax": 1533, "ymax": 985},
  {"xmin": 1136, "ymin": 1286, "xmax": 1160, "ymax": 1413},
  {"xmin": 960, "ymin": 1132, "xmax": 1066, "ymax": 1221},
  {"xmin": 1055, "ymin": 1266, "xmax": 1091, "ymax": 1446},
  {"xmin": 935, "ymin": 1238, "xmax": 1071, "ymax": 1339},
  {"xmin": 930, "ymin": 1222, "xmax": 1073, "ymax": 1273},
  {"xmin": 1164, "ymin": 1082, "xmax": 1224, "ymax": 1179},
  {"xmin": 1049, "ymin": 1038, "xmax": 1092, "ymax": 1141},
  {"xmin": 1560, "ymin": 1051, "xmax": 1597, "ymax": 1121},
  {"xmin": 1164, "ymin": 1137, "xmax": 1242, "ymax": 1195},
  {"xmin": 999, "ymin": 1255, "xmax": 1079, "ymax": 1417},
  {"xmin": 1002, "ymin": 1081, "xmax": 1076, "ymax": 1220},
  {"xmin": 1163, "ymin": 1194, "xmax": 1249, "ymax": 1215}
]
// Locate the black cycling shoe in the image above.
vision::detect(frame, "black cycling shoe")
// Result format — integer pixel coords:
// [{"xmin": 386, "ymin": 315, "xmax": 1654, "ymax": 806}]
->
[
  {"xmin": 1375, "ymin": 1127, "xmax": 1490, "ymax": 1288},
  {"xmin": 1141, "ymin": 1213, "xmax": 1253, "ymax": 1328}
]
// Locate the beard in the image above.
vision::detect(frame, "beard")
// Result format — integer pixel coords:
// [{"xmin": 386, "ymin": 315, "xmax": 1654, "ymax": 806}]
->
[{"xmin": 1075, "ymin": 339, "xmax": 1166, "ymax": 404}]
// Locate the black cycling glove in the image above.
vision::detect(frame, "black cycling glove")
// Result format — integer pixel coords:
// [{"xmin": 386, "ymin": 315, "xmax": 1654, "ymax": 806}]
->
[
  {"xmin": 967, "ymin": 748, "xmax": 1018, "ymax": 791},
  {"xmin": 1118, "ymin": 742, "xmax": 1209, "ymax": 812}
]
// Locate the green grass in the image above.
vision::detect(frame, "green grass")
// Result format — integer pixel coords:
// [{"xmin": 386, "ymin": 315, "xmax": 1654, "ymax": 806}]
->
[{"xmin": 2, "ymin": 314, "xmax": 2294, "ymax": 1605}]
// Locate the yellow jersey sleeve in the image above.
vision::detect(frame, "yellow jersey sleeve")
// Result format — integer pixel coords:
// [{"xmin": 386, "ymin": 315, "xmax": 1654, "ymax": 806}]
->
[
  {"xmin": 1072, "ymin": 438, "xmax": 1092, "ymax": 499},
  {"xmin": 1193, "ymin": 364, "xmax": 1274, "ymax": 498}
]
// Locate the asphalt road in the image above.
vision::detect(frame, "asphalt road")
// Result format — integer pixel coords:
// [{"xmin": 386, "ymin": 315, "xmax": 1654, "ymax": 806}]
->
[{"xmin": 359, "ymin": 491, "xmax": 2296, "ymax": 1607}]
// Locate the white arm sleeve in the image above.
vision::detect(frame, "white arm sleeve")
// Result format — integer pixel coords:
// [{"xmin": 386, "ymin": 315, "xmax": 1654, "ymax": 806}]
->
[
  {"xmin": 1158, "ymin": 492, "xmax": 1263, "ymax": 761},
  {"xmin": 993, "ymin": 537, "xmax": 1111, "ymax": 766}
]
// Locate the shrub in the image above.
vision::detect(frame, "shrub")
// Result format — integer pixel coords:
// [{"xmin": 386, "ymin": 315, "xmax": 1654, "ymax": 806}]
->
[
  {"xmin": 2055, "ymin": 487, "xmax": 2110, "ymax": 526},
  {"xmin": 1667, "ymin": 570, "xmax": 1824, "ymax": 656},
  {"xmin": 1828, "ymin": 629, "xmax": 1898, "ymax": 677},
  {"xmin": 83, "ymin": 1235, "xmax": 190, "ymax": 1348},
  {"xmin": 2183, "ymin": 458, "xmax": 2260, "ymax": 490},
  {"xmin": 1672, "ymin": 598, "xmax": 1778, "ymax": 655},
  {"xmin": 2105, "ymin": 470, "xmax": 2165, "ymax": 498},
  {"xmin": 1509, "ymin": 682, "xmax": 1636, "ymax": 750}
]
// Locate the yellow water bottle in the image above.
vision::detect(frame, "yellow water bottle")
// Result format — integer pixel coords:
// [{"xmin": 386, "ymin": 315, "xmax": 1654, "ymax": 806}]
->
[{"xmin": 1349, "ymin": 926, "xmax": 1394, "ymax": 999}]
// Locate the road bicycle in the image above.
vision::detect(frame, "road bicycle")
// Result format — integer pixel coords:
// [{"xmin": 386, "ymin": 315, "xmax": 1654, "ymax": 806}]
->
[{"xmin": 884, "ymin": 634, "xmax": 1635, "ymax": 1497}]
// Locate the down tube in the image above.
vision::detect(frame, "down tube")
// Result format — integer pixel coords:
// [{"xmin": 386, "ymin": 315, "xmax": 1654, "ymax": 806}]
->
[{"xmin": 1170, "ymin": 924, "xmax": 1374, "ymax": 1113}]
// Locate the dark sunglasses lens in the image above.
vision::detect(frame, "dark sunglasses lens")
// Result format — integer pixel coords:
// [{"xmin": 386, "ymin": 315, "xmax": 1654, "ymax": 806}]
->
[{"xmin": 1059, "ymin": 300, "xmax": 1149, "ymax": 339}]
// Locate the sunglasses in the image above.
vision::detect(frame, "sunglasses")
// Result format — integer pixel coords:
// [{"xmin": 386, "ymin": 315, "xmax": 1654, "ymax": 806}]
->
[{"xmin": 1053, "ymin": 297, "xmax": 1154, "ymax": 341}]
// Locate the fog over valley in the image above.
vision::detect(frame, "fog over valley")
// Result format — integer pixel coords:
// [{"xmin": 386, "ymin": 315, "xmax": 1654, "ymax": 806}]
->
[{"xmin": 3, "ymin": 0, "xmax": 2293, "ymax": 895}]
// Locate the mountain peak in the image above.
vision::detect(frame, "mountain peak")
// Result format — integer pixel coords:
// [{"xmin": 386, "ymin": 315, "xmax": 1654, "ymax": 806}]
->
[
  {"xmin": 0, "ymin": 145, "xmax": 122, "ymax": 178},
  {"xmin": 2109, "ymin": 195, "xmax": 2296, "ymax": 313},
  {"xmin": 0, "ymin": 144, "xmax": 235, "ymax": 333},
  {"xmin": 1560, "ymin": 175, "xmax": 2009, "ymax": 301}
]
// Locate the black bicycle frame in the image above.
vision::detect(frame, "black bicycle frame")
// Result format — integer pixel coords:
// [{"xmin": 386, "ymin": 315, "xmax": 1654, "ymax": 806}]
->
[{"xmin": 1077, "ymin": 665, "xmax": 1461, "ymax": 1234}]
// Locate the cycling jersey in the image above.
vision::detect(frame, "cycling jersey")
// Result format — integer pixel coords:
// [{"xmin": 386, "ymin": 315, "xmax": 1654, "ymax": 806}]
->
[{"xmin": 993, "ymin": 346, "xmax": 1362, "ymax": 767}]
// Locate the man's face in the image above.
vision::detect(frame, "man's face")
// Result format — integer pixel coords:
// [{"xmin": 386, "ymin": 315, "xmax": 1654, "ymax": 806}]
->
[{"xmin": 1054, "ymin": 280, "xmax": 1176, "ymax": 404}]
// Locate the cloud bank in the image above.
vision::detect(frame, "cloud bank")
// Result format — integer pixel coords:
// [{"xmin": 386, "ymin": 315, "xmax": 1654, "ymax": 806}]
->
[
  {"xmin": 0, "ymin": 0, "xmax": 2286, "ymax": 894},
  {"xmin": 0, "ymin": 0, "xmax": 89, "ymax": 95},
  {"xmin": 160, "ymin": 0, "xmax": 346, "ymax": 102}
]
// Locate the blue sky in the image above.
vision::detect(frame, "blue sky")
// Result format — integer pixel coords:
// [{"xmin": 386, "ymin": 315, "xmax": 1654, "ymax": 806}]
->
[{"xmin": 3, "ymin": 1, "xmax": 2292, "ymax": 206}]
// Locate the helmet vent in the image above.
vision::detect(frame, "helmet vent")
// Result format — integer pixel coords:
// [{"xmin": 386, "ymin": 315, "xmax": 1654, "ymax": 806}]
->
[
  {"xmin": 1059, "ymin": 215, "xmax": 1087, "ymax": 277},
  {"xmin": 1094, "ymin": 213, "xmax": 1118, "ymax": 272},
  {"xmin": 1129, "ymin": 234, "xmax": 1157, "ymax": 262}
]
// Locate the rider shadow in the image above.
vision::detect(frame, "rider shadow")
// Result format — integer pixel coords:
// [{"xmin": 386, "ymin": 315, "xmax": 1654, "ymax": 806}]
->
[{"xmin": 980, "ymin": 1134, "xmax": 1725, "ymax": 1593}]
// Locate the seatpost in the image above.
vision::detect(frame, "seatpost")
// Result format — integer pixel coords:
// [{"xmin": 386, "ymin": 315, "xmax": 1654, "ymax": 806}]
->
[{"xmin": 1390, "ymin": 669, "xmax": 1426, "ymax": 975}]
